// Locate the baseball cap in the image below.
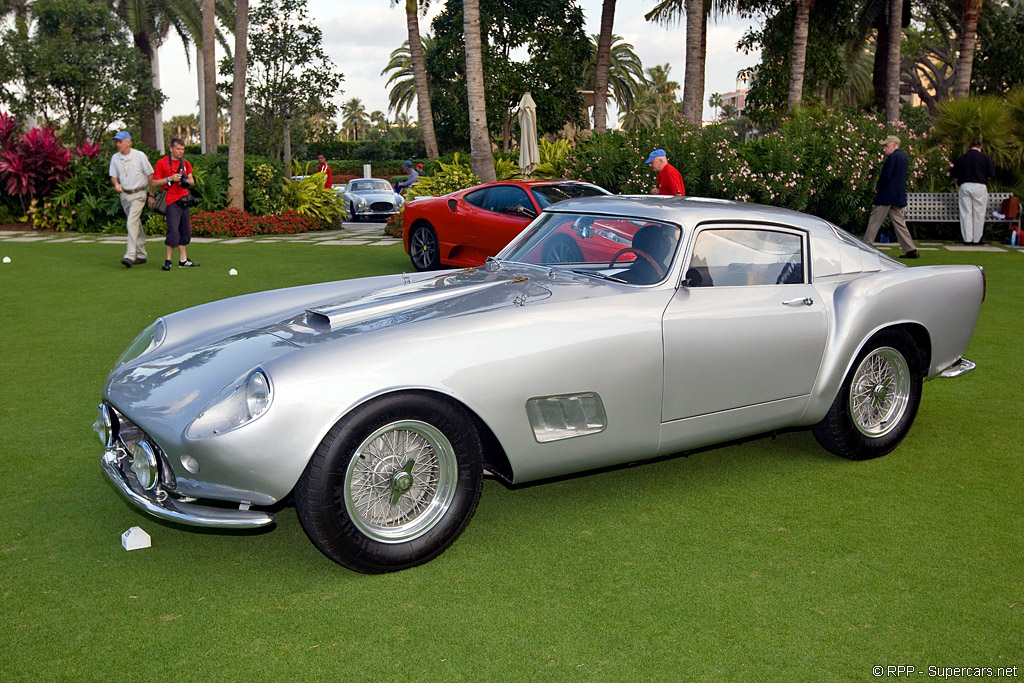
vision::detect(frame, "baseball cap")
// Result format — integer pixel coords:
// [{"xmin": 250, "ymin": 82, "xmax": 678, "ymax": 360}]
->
[
  {"xmin": 882, "ymin": 135, "xmax": 900, "ymax": 146},
  {"xmin": 113, "ymin": 131, "xmax": 131, "ymax": 140},
  {"xmin": 403, "ymin": 161, "xmax": 412, "ymax": 167},
  {"xmin": 645, "ymin": 148, "xmax": 666, "ymax": 164},
  {"xmin": 416, "ymin": 163, "xmax": 423, "ymax": 169}
]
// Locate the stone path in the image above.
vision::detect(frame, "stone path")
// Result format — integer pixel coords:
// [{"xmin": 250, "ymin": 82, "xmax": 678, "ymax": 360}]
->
[{"xmin": 0, "ymin": 221, "xmax": 401, "ymax": 247}]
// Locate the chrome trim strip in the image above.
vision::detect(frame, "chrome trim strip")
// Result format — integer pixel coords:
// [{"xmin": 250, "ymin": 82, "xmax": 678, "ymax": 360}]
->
[
  {"xmin": 101, "ymin": 449, "xmax": 275, "ymax": 528},
  {"xmin": 939, "ymin": 358, "xmax": 976, "ymax": 379}
]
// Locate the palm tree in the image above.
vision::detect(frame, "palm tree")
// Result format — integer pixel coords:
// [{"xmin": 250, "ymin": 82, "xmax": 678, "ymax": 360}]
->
[
  {"xmin": 592, "ymin": 0, "xmax": 617, "ymax": 133},
  {"xmin": 201, "ymin": 0, "xmax": 216, "ymax": 152},
  {"xmin": 342, "ymin": 98, "xmax": 369, "ymax": 141},
  {"xmin": 952, "ymin": 0, "xmax": 983, "ymax": 98},
  {"xmin": 464, "ymin": 0, "xmax": 495, "ymax": 183},
  {"xmin": 885, "ymin": 0, "xmax": 903, "ymax": 122},
  {"xmin": 708, "ymin": 91, "xmax": 723, "ymax": 119},
  {"xmin": 390, "ymin": 0, "xmax": 439, "ymax": 159},
  {"xmin": 226, "ymin": 0, "xmax": 247, "ymax": 210},
  {"xmin": 381, "ymin": 35, "xmax": 437, "ymax": 117},
  {"xmin": 619, "ymin": 89, "xmax": 660, "ymax": 131},
  {"xmin": 108, "ymin": 0, "xmax": 204, "ymax": 148},
  {"xmin": 584, "ymin": 33, "xmax": 647, "ymax": 120},
  {"xmin": 788, "ymin": 0, "xmax": 815, "ymax": 111},
  {"xmin": 646, "ymin": 63, "xmax": 680, "ymax": 127}
]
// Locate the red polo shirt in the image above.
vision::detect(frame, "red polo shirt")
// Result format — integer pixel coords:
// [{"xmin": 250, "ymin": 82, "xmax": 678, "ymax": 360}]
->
[
  {"xmin": 318, "ymin": 161, "xmax": 333, "ymax": 188},
  {"xmin": 657, "ymin": 162, "xmax": 686, "ymax": 196},
  {"xmin": 153, "ymin": 156, "xmax": 194, "ymax": 205}
]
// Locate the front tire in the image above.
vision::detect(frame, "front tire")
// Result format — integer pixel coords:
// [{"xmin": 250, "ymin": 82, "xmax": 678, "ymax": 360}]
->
[
  {"xmin": 295, "ymin": 393, "xmax": 484, "ymax": 573},
  {"xmin": 812, "ymin": 329, "xmax": 922, "ymax": 460},
  {"xmin": 409, "ymin": 222, "xmax": 440, "ymax": 271}
]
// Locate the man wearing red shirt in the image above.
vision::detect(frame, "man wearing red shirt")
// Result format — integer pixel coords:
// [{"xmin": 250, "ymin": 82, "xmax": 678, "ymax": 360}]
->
[
  {"xmin": 317, "ymin": 153, "xmax": 333, "ymax": 189},
  {"xmin": 151, "ymin": 138, "xmax": 199, "ymax": 270},
  {"xmin": 646, "ymin": 148, "xmax": 685, "ymax": 196}
]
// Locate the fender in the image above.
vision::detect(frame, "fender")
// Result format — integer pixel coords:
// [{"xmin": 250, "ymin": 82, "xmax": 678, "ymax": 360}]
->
[{"xmin": 801, "ymin": 264, "xmax": 983, "ymax": 424}]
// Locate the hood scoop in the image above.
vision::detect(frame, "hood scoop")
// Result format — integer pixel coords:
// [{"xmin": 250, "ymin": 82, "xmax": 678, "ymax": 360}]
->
[{"xmin": 304, "ymin": 272, "xmax": 547, "ymax": 330}]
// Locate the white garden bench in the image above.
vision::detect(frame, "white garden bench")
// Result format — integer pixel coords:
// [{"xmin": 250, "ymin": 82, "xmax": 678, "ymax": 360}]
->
[{"xmin": 905, "ymin": 192, "xmax": 1021, "ymax": 233}]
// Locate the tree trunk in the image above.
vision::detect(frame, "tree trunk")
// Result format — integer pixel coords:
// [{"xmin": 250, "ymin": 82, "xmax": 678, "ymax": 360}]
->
[
  {"xmin": 872, "ymin": 19, "xmax": 888, "ymax": 111},
  {"xmin": 681, "ymin": 0, "xmax": 703, "ymax": 124},
  {"xmin": 197, "ymin": 47, "xmax": 206, "ymax": 150},
  {"xmin": 134, "ymin": 31, "xmax": 158, "ymax": 148},
  {"xmin": 885, "ymin": 0, "xmax": 903, "ymax": 123},
  {"xmin": 592, "ymin": 0, "xmax": 616, "ymax": 133},
  {"xmin": 952, "ymin": 0, "xmax": 982, "ymax": 98},
  {"xmin": 787, "ymin": 0, "xmax": 814, "ymax": 112},
  {"xmin": 227, "ymin": 0, "xmax": 248, "ymax": 210},
  {"xmin": 152, "ymin": 46, "xmax": 165, "ymax": 152},
  {"xmin": 464, "ymin": 0, "xmax": 495, "ymax": 183},
  {"xmin": 202, "ymin": 0, "xmax": 218, "ymax": 154},
  {"xmin": 406, "ymin": 0, "xmax": 439, "ymax": 159}
]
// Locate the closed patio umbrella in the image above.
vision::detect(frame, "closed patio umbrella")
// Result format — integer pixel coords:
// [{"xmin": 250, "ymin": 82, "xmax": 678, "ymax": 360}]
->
[{"xmin": 517, "ymin": 92, "xmax": 539, "ymax": 177}]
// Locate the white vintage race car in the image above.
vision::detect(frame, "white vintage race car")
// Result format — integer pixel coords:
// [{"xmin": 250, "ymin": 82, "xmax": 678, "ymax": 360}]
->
[{"xmin": 96, "ymin": 196, "xmax": 984, "ymax": 573}]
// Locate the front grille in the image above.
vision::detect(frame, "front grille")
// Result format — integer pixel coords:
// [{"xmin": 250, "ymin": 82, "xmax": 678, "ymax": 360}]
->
[
  {"xmin": 370, "ymin": 201, "xmax": 394, "ymax": 212},
  {"xmin": 109, "ymin": 405, "xmax": 177, "ymax": 490}
]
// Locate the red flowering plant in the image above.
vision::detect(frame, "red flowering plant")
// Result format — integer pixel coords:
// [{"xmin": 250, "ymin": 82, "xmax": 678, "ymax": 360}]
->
[
  {"xmin": 190, "ymin": 208, "xmax": 323, "ymax": 238},
  {"xmin": 0, "ymin": 113, "xmax": 72, "ymax": 214}
]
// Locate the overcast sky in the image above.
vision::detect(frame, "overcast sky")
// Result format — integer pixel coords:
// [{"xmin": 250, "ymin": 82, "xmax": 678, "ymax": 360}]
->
[{"xmin": 157, "ymin": 0, "xmax": 760, "ymax": 127}]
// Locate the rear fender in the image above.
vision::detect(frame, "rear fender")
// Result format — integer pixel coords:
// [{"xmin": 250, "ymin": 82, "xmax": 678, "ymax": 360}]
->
[{"xmin": 802, "ymin": 265, "xmax": 983, "ymax": 423}]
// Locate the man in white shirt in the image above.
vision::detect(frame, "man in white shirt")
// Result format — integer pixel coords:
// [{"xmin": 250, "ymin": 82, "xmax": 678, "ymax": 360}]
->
[{"xmin": 108, "ymin": 131, "xmax": 154, "ymax": 267}]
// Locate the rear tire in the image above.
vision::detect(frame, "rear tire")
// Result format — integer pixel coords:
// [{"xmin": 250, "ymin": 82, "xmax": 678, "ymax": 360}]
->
[
  {"xmin": 812, "ymin": 329, "xmax": 922, "ymax": 460},
  {"xmin": 295, "ymin": 393, "xmax": 483, "ymax": 573},
  {"xmin": 409, "ymin": 222, "xmax": 440, "ymax": 271}
]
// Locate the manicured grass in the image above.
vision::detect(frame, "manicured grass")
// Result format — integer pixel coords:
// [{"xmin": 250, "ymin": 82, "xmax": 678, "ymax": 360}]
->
[{"xmin": 0, "ymin": 238, "xmax": 1021, "ymax": 680}]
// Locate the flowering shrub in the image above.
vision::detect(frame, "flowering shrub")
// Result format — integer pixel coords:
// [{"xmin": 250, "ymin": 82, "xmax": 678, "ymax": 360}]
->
[
  {"xmin": 190, "ymin": 208, "xmax": 322, "ymax": 238},
  {"xmin": 384, "ymin": 207, "xmax": 404, "ymax": 238},
  {"xmin": 566, "ymin": 109, "xmax": 954, "ymax": 231},
  {"xmin": 0, "ymin": 112, "xmax": 72, "ymax": 213}
]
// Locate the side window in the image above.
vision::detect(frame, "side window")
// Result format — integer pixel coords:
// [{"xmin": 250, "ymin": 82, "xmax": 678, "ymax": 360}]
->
[
  {"xmin": 464, "ymin": 188, "xmax": 489, "ymax": 209},
  {"xmin": 687, "ymin": 228, "xmax": 804, "ymax": 287},
  {"xmin": 483, "ymin": 186, "xmax": 532, "ymax": 215}
]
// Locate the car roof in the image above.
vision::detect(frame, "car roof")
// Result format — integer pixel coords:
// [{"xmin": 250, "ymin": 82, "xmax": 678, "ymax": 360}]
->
[
  {"xmin": 546, "ymin": 195, "xmax": 839, "ymax": 238},
  {"xmin": 466, "ymin": 179, "xmax": 603, "ymax": 191}
]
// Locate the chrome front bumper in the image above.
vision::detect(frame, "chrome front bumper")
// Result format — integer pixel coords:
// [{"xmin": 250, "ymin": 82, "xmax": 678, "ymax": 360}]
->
[
  {"xmin": 939, "ymin": 357, "xmax": 976, "ymax": 379},
  {"xmin": 101, "ymin": 448, "xmax": 275, "ymax": 529}
]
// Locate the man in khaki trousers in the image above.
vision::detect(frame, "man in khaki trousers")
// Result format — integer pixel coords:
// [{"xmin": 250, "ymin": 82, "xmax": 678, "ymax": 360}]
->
[
  {"xmin": 863, "ymin": 135, "xmax": 918, "ymax": 259},
  {"xmin": 108, "ymin": 131, "xmax": 154, "ymax": 268}
]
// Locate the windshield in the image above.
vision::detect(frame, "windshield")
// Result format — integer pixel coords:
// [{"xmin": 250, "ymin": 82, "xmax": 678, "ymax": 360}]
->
[
  {"xmin": 349, "ymin": 180, "xmax": 393, "ymax": 193},
  {"xmin": 530, "ymin": 183, "xmax": 610, "ymax": 209},
  {"xmin": 500, "ymin": 212, "xmax": 683, "ymax": 285}
]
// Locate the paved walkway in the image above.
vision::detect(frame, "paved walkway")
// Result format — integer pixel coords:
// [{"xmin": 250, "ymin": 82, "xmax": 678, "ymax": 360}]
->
[{"xmin": 0, "ymin": 221, "xmax": 401, "ymax": 247}]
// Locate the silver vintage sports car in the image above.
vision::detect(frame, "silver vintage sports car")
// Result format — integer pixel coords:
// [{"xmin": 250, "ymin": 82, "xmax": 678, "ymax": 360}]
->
[
  {"xmin": 337, "ymin": 178, "xmax": 405, "ymax": 222},
  {"xmin": 96, "ymin": 196, "xmax": 984, "ymax": 573}
]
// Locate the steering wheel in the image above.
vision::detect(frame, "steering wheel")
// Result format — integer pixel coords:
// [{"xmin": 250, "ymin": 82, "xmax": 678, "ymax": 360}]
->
[{"xmin": 608, "ymin": 248, "xmax": 665, "ymax": 280}]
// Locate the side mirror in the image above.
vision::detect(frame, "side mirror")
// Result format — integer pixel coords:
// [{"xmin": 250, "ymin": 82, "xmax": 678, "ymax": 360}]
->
[{"xmin": 682, "ymin": 267, "xmax": 703, "ymax": 287}]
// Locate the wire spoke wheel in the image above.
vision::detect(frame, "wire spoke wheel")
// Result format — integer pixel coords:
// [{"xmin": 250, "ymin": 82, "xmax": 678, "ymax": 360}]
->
[
  {"xmin": 848, "ymin": 346, "xmax": 910, "ymax": 437},
  {"xmin": 344, "ymin": 420, "xmax": 457, "ymax": 543}
]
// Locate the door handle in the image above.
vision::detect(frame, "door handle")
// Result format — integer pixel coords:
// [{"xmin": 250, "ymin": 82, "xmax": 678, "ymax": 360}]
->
[{"xmin": 783, "ymin": 297, "xmax": 813, "ymax": 307}]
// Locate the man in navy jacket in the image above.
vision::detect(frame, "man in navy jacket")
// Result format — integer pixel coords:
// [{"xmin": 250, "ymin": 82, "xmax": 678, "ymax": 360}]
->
[{"xmin": 863, "ymin": 135, "xmax": 918, "ymax": 259}]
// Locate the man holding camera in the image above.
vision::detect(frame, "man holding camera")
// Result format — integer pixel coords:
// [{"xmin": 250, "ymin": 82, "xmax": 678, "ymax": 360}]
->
[{"xmin": 151, "ymin": 137, "xmax": 199, "ymax": 270}]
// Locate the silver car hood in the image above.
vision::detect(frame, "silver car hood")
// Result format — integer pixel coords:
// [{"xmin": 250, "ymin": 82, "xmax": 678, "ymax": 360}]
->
[{"xmin": 104, "ymin": 265, "xmax": 598, "ymax": 423}]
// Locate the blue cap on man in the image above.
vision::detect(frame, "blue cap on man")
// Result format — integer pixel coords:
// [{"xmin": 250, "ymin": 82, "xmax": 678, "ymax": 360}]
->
[
  {"xmin": 403, "ymin": 161, "xmax": 412, "ymax": 167},
  {"xmin": 645, "ymin": 148, "xmax": 666, "ymax": 164},
  {"xmin": 113, "ymin": 131, "xmax": 131, "ymax": 140}
]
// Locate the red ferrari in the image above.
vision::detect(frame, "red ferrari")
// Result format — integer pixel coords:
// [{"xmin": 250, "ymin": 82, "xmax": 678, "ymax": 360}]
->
[{"xmin": 402, "ymin": 179, "xmax": 610, "ymax": 271}]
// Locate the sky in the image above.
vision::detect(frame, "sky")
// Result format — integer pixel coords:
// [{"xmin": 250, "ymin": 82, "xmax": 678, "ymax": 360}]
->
[{"xmin": 157, "ymin": 0, "xmax": 760, "ymax": 127}]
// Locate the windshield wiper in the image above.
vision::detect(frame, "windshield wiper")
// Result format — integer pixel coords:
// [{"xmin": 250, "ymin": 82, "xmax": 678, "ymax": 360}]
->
[{"xmin": 567, "ymin": 269, "xmax": 626, "ymax": 283}]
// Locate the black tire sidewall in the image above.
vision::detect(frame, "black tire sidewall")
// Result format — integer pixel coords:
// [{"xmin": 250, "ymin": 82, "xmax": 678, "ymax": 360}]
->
[
  {"xmin": 814, "ymin": 329, "xmax": 923, "ymax": 460},
  {"xmin": 410, "ymin": 223, "xmax": 439, "ymax": 271},
  {"xmin": 295, "ymin": 393, "xmax": 483, "ymax": 573}
]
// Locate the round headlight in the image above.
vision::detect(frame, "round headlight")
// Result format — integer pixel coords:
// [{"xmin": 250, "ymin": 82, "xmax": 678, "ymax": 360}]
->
[
  {"xmin": 94, "ymin": 404, "xmax": 116, "ymax": 447},
  {"xmin": 246, "ymin": 371, "xmax": 272, "ymax": 420},
  {"xmin": 130, "ymin": 441, "xmax": 159, "ymax": 490}
]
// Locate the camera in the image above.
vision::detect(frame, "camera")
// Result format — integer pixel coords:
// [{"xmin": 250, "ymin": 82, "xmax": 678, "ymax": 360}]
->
[{"xmin": 179, "ymin": 176, "xmax": 191, "ymax": 189}]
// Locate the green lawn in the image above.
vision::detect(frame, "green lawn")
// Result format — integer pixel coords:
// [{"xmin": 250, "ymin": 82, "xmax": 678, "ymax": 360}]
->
[{"xmin": 0, "ymin": 238, "xmax": 1020, "ymax": 681}]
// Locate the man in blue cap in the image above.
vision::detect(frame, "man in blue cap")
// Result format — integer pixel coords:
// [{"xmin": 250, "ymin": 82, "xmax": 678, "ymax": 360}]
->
[
  {"xmin": 396, "ymin": 160, "xmax": 420, "ymax": 193},
  {"xmin": 108, "ymin": 131, "xmax": 154, "ymax": 268},
  {"xmin": 645, "ymin": 148, "xmax": 685, "ymax": 196}
]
